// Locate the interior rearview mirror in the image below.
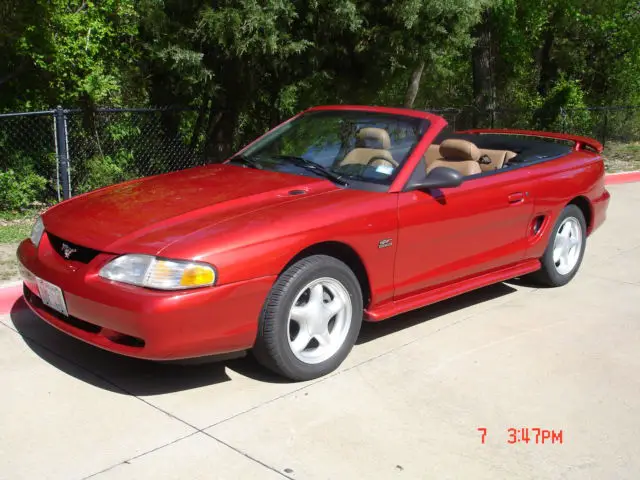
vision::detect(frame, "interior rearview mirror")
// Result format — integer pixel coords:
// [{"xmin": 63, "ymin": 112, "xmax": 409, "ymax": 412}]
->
[{"xmin": 405, "ymin": 166, "xmax": 464, "ymax": 191}]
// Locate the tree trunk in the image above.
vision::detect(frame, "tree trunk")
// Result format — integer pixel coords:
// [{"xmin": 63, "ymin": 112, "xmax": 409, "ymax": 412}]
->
[
  {"xmin": 203, "ymin": 105, "xmax": 242, "ymax": 164},
  {"xmin": 403, "ymin": 61, "xmax": 425, "ymax": 108},
  {"xmin": 472, "ymin": 9, "xmax": 495, "ymax": 127},
  {"xmin": 190, "ymin": 94, "xmax": 211, "ymax": 152},
  {"xmin": 537, "ymin": 19, "xmax": 557, "ymax": 97}
]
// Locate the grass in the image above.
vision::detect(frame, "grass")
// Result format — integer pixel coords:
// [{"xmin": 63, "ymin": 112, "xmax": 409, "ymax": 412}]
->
[
  {"xmin": 0, "ymin": 223, "xmax": 30, "ymax": 243},
  {"xmin": 0, "ymin": 211, "xmax": 36, "ymax": 244},
  {"xmin": 0, "ymin": 212, "xmax": 35, "ymax": 283},
  {"xmin": 0, "ymin": 253, "xmax": 19, "ymax": 282},
  {"xmin": 0, "ymin": 208, "xmax": 41, "ymax": 220}
]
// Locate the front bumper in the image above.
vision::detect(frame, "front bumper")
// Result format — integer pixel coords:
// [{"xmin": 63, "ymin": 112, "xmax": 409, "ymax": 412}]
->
[{"xmin": 17, "ymin": 236, "xmax": 275, "ymax": 360}]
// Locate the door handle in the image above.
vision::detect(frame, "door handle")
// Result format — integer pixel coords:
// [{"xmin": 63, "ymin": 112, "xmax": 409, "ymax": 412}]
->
[{"xmin": 508, "ymin": 192, "xmax": 525, "ymax": 204}]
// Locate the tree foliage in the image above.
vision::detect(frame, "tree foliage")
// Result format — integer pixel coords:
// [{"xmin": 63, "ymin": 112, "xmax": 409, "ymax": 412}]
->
[{"xmin": 1, "ymin": 0, "xmax": 639, "ymax": 158}]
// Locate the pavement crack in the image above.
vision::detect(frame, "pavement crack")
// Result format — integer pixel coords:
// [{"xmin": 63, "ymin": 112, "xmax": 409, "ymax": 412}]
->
[
  {"xmin": 0, "ymin": 316, "xmax": 19, "ymax": 332},
  {"xmin": 2, "ymin": 322, "xmax": 210, "ymax": 435},
  {"xmin": 81, "ymin": 431, "xmax": 200, "ymax": 480},
  {"xmin": 5, "ymin": 281, "xmax": 547, "ymax": 480},
  {"xmin": 204, "ymin": 286, "xmax": 539, "ymax": 432},
  {"xmin": 79, "ymin": 425, "xmax": 292, "ymax": 480},
  {"xmin": 201, "ymin": 431, "xmax": 294, "ymax": 479},
  {"xmin": 5, "ymin": 320, "xmax": 293, "ymax": 480}
]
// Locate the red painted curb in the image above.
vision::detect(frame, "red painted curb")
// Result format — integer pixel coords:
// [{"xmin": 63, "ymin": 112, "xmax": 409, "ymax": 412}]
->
[
  {"xmin": 0, "ymin": 284, "xmax": 22, "ymax": 316},
  {"xmin": 605, "ymin": 171, "xmax": 640, "ymax": 185},
  {"xmin": 0, "ymin": 171, "xmax": 638, "ymax": 316}
]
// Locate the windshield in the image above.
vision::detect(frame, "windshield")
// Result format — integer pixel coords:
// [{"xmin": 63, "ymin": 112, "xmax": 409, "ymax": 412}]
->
[{"xmin": 230, "ymin": 110, "xmax": 430, "ymax": 188}]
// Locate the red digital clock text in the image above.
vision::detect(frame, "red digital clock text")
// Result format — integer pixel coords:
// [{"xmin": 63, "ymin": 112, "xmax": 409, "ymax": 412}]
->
[{"xmin": 477, "ymin": 427, "xmax": 563, "ymax": 444}]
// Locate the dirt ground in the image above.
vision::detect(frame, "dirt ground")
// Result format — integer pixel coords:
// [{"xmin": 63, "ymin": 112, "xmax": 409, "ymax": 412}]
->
[
  {"xmin": 0, "ymin": 243, "xmax": 20, "ymax": 284},
  {"xmin": 603, "ymin": 142, "xmax": 640, "ymax": 172}
]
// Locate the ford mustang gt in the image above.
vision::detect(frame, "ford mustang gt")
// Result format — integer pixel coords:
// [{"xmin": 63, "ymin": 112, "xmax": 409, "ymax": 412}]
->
[{"xmin": 17, "ymin": 105, "xmax": 610, "ymax": 380}]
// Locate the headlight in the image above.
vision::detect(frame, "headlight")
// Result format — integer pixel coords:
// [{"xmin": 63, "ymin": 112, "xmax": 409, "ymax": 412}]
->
[
  {"xmin": 30, "ymin": 216, "xmax": 45, "ymax": 248},
  {"xmin": 99, "ymin": 254, "xmax": 216, "ymax": 290}
]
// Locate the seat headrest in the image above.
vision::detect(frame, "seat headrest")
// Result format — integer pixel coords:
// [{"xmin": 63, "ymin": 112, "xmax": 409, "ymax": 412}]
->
[
  {"xmin": 356, "ymin": 128, "xmax": 391, "ymax": 150},
  {"xmin": 439, "ymin": 139, "xmax": 481, "ymax": 162}
]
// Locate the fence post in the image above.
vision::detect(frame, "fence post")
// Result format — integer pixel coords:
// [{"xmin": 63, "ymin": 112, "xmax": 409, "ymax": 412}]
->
[
  {"xmin": 54, "ymin": 106, "xmax": 71, "ymax": 199},
  {"xmin": 560, "ymin": 107, "xmax": 567, "ymax": 133},
  {"xmin": 602, "ymin": 109, "xmax": 608, "ymax": 149}
]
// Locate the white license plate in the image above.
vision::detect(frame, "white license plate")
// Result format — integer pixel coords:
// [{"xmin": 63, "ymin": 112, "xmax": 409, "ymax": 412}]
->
[{"xmin": 35, "ymin": 277, "xmax": 69, "ymax": 317}]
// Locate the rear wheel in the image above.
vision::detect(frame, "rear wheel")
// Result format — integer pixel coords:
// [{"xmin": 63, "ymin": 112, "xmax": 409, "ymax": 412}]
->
[
  {"xmin": 530, "ymin": 204, "xmax": 586, "ymax": 287},
  {"xmin": 253, "ymin": 255, "xmax": 363, "ymax": 381}
]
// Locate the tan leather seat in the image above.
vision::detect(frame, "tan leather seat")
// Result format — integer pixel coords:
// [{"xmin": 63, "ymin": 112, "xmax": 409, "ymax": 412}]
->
[
  {"xmin": 340, "ymin": 128, "xmax": 397, "ymax": 169},
  {"xmin": 426, "ymin": 139, "xmax": 482, "ymax": 176},
  {"xmin": 424, "ymin": 144, "xmax": 440, "ymax": 167},
  {"xmin": 478, "ymin": 148, "xmax": 517, "ymax": 171}
]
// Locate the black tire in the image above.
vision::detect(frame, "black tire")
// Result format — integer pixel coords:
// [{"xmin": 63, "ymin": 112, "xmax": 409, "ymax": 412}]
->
[
  {"xmin": 253, "ymin": 255, "xmax": 363, "ymax": 381},
  {"xmin": 529, "ymin": 204, "xmax": 587, "ymax": 287}
]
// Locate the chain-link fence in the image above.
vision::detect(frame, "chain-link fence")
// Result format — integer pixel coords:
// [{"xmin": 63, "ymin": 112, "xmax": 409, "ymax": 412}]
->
[
  {"xmin": 0, "ymin": 111, "xmax": 59, "ymax": 210},
  {"xmin": 0, "ymin": 107, "xmax": 204, "ymax": 212},
  {"xmin": 1, "ymin": 105, "xmax": 639, "ymax": 212},
  {"xmin": 64, "ymin": 108, "xmax": 203, "ymax": 197}
]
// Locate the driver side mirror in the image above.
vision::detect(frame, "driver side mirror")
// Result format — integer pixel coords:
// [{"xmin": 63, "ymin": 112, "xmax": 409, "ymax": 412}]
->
[{"xmin": 405, "ymin": 166, "xmax": 464, "ymax": 191}]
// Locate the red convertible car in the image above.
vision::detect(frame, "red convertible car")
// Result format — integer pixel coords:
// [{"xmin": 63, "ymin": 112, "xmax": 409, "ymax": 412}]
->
[{"xmin": 17, "ymin": 105, "xmax": 610, "ymax": 380}]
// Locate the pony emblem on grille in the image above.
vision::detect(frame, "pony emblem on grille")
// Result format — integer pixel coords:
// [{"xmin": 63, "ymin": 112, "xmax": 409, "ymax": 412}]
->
[{"xmin": 61, "ymin": 243, "xmax": 77, "ymax": 259}]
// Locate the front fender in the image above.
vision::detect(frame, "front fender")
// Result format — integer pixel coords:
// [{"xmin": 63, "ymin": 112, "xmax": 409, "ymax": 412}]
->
[{"xmin": 161, "ymin": 190, "xmax": 400, "ymax": 308}]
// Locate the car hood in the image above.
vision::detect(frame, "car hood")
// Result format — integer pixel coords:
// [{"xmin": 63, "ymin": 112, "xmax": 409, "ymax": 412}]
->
[{"xmin": 43, "ymin": 164, "xmax": 334, "ymax": 254}]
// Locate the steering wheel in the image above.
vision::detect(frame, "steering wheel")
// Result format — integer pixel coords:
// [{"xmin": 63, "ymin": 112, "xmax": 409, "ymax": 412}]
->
[{"xmin": 366, "ymin": 155, "xmax": 399, "ymax": 168}]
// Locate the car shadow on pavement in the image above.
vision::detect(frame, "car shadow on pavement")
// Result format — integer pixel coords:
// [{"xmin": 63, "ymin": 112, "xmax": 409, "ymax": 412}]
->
[
  {"xmin": 9, "ymin": 299, "xmax": 289, "ymax": 395},
  {"xmin": 357, "ymin": 282, "xmax": 517, "ymax": 344},
  {"xmin": 9, "ymin": 282, "xmax": 517, "ymax": 393}
]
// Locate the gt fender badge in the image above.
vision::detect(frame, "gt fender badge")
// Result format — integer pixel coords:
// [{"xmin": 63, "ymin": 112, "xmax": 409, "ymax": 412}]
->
[{"xmin": 378, "ymin": 239, "xmax": 393, "ymax": 249}]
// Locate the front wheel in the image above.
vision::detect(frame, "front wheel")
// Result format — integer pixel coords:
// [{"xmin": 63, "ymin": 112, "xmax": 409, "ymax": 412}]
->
[
  {"xmin": 530, "ymin": 204, "xmax": 587, "ymax": 287},
  {"xmin": 253, "ymin": 255, "xmax": 363, "ymax": 381}
]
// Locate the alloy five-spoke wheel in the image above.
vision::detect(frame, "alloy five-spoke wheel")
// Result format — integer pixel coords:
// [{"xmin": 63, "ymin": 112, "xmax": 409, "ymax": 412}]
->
[
  {"xmin": 287, "ymin": 278, "xmax": 353, "ymax": 364},
  {"xmin": 531, "ymin": 204, "xmax": 587, "ymax": 287},
  {"xmin": 552, "ymin": 217, "xmax": 583, "ymax": 275},
  {"xmin": 253, "ymin": 255, "xmax": 363, "ymax": 381}
]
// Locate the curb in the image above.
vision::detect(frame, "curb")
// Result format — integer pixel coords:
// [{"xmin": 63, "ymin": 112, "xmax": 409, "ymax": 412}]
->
[
  {"xmin": 1, "ymin": 171, "xmax": 639, "ymax": 316},
  {"xmin": 0, "ymin": 283, "xmax": 22, "ymax": 316},
  {"xmin": 605, "ymin": 170, "xmax": 640, "ymax": 185}
]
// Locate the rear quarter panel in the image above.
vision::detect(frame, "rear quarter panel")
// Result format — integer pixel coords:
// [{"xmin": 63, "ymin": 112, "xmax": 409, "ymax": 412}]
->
[{"xmin": 524, "ymin": 150, "xmax": 608, "ymax": 259}]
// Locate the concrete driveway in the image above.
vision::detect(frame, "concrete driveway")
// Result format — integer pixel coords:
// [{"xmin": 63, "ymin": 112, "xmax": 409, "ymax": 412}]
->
[{"xmin": 1, "ymin": 182, "xmax": 638, "ymax": 480}]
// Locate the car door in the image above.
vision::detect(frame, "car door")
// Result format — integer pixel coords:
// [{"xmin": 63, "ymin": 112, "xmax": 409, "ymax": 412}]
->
[{"xmin": 393, "ymin": 168, "xmax": 535, "ymax": 298}]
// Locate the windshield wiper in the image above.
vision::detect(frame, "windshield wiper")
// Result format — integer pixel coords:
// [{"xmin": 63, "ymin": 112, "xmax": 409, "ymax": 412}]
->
[
  {"xmin": 272, "ymin": 155, "xmax": 349, "ymax": 186},
  {"xmin": 228, "ymin": 154, "xmax": 262, "ymax": 170}
]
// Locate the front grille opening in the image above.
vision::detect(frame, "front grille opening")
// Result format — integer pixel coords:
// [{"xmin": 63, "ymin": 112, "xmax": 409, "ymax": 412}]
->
[
  {"xmin": 103, "ymin": 329, "xmax": 145, "ymax": 348},
  {"xmin": 47, "ymin": 233, "xmax": 101, "ymax": 264},
  {"xmin": 61, "ymin": 313, "xmax": 102, "ymax": 334}
]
